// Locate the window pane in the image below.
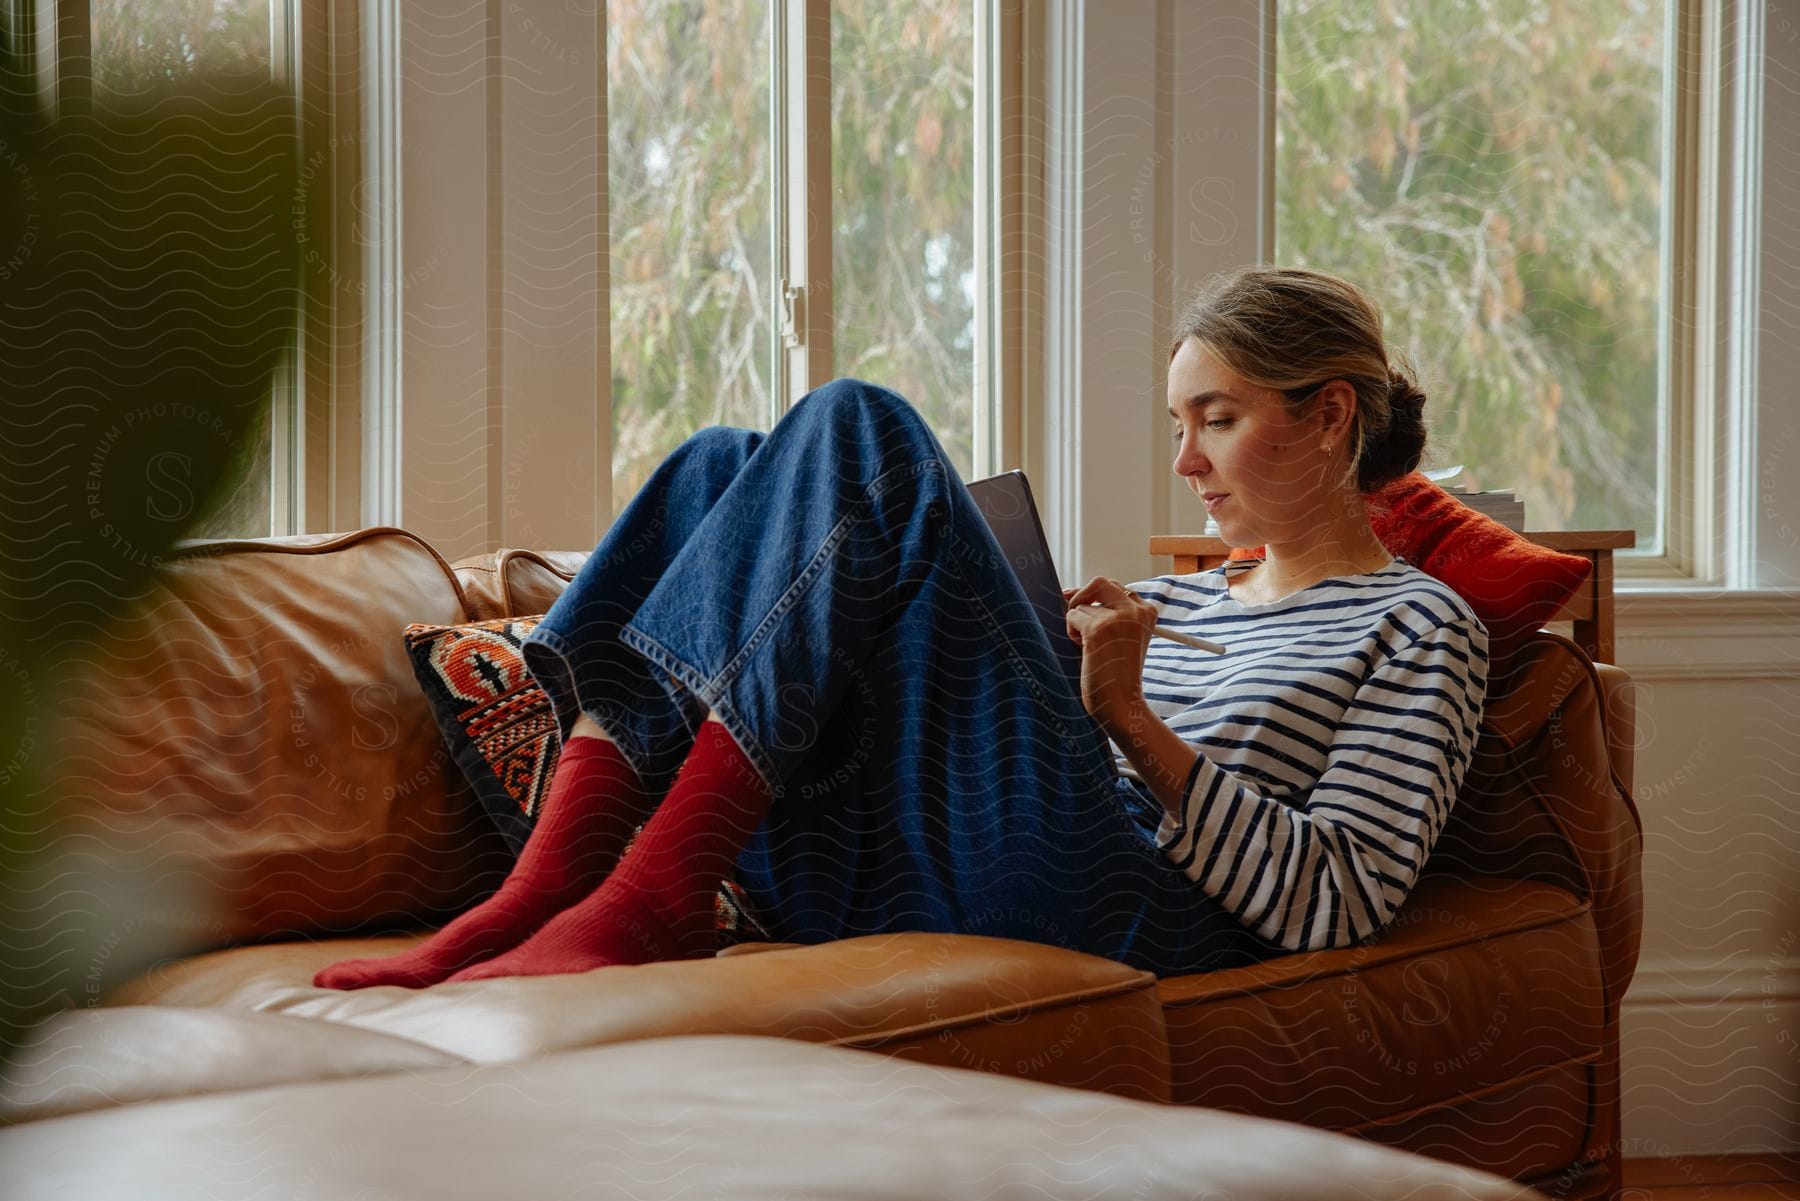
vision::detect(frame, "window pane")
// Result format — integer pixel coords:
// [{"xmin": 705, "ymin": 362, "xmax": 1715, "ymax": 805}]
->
[
  {"xmin": 91, "ymin": 0, "xmax": 278, "ymax": 539},
  {"xmin": 831, "ymin": 0, "xmax": 978, "ymax": 475},
  {"xmin": 91, "ymin": 0, "xmax": 274, "ymax": 96},
  {"xmin": 609, "ymin": 0, "xmax": 774, "ymax": 516},
  {"xmin": 1276, "ymin": 1, "xmax": 1666, "ymax": 545}
]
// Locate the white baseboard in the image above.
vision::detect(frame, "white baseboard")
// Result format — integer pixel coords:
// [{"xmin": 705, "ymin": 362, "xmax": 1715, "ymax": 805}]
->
[
  {"xmin": 1619, "ymin": 954, "xmax": 1800, "ymax": 1156},
  {"xmin": 1625, "ymin": 954, "xmax": 1800, "ymax": 1005}
]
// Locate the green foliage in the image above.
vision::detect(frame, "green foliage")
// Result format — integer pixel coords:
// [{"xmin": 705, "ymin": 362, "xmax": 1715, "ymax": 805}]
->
[
  {"xmin": 1277, "ymin": 0, "xmax": 1666, "ymax": 537},
  {"xmin": 831, "ymin": 1, "xmax": 977, "ymax": 469},
  {"xmin": 608, "ymin": 0, "xmax": 775, "ymax": 509},
  {"xmin": 90, "ymin": 0, "xmax": 272, "ymax": 98}
]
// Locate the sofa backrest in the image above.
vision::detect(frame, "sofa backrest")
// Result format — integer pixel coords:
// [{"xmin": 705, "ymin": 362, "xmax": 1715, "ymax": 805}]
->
[
  {"xmin": 449, "ymin": 543, "xmax": 1645, "ymax": 1009},
  {"xmin": 50, "ymin": 528, "xmax": 514, "ymax": 950},
  {"xmin": 48, "ymin": 522, "xmax": 1639, "ymax": 1007},
  {"xmin": 451, "ymin": 549, "xmax": 588, "ymax": 620}
]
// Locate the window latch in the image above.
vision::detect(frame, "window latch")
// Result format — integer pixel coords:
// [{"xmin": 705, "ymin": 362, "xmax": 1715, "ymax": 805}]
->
[{"xmin": 780, "ymin": 281, "xmax": 806, "ymax": 349}]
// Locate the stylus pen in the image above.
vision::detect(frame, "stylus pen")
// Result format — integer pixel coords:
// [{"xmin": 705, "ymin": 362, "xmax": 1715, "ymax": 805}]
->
[
  {"xmin": 1073, "ymin": 600, "xmax": 1229, "ymax": 655},
  {"xmin": 1152, "ymin": 626, "xmax": 1228, "ymax": 655}
]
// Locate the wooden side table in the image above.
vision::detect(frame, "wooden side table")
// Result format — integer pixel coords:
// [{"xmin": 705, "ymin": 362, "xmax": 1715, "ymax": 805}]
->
[{"xmin": 1146, "ymin": 530, "xmax": 1636, "ymax": 663}]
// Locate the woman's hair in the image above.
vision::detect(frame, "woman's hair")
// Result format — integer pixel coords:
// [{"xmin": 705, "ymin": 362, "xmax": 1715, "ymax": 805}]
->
[{"xmin": 1169, "ymin": 265, "xmax": 1428, "ymax": 494}]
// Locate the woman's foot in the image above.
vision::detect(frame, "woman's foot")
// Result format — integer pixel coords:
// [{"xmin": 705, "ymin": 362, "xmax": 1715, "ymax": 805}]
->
[
  {"xmin": 448, "ymin": 720, "xmax": 772, "ymax": 981},
  {"xmin": 313, "ymin": 734, "xmax": 656, "ymax": 989}
]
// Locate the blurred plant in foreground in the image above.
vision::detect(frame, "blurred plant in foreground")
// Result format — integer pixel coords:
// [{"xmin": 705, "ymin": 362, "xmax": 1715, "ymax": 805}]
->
[{"xmin": 0, "ymin": 63, "xmax": 299, "ymax": 1054}]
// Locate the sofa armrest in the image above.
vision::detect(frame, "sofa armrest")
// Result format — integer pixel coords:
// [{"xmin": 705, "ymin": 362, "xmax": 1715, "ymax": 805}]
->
[
  {"xmin": 1441, "ymin": 633, "xmax": 1644, "ymax": 1017},
  {"xmin": 1591, "ymin": 661, "xmax": 1635, "ymax": 801}
]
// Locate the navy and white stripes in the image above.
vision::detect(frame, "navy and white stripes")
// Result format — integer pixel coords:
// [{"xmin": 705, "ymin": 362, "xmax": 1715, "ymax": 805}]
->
[{"xmin": 1114, "ymin": 557, "xmax": 1489, "ymax": 951}]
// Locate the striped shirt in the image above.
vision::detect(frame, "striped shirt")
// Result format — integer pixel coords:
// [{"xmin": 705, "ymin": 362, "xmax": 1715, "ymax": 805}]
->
[{"xmin": 1112, "ymin": 556, "xmax": 1489, "ymax": 952}]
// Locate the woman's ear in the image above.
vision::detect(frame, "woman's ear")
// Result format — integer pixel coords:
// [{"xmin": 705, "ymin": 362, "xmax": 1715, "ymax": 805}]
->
[{"xmin": 1312, "ymin": 379, "xmax": 1359, "ymax": 446}]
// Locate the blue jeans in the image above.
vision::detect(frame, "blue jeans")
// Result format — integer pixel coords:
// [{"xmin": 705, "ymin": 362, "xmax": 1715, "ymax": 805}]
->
[{"xmin": 522, "ymin": 379, "xmax": 1278, "ymax": 976}]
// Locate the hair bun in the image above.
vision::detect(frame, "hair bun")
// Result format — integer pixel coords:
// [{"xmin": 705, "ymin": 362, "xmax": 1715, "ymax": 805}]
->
[
  {"xmin": 1391, "ymin": 369, "xmax": 1426, "ymax": 410},
  {"xmin": 1356, "ymin": 367, "xmax": 1430, "ymax": 492}
]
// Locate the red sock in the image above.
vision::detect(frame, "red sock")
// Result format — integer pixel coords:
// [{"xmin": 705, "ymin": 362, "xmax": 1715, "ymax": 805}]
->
[
  {"xmin": 314, "ymin": 737, "xmax": 656, "ymax": 989},
  {"xmin": 447, "ymin": 720, "xmax": 772, "ymax": 981}
]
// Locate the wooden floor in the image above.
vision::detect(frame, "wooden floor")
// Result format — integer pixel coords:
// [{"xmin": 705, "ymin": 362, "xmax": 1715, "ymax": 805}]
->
[{"xmin": 1622, "ymin": 1154, "xmax": 1800, "ymax": 1200}]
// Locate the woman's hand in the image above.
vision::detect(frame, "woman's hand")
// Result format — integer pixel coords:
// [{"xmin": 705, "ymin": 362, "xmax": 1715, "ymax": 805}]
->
[{"xmin": 1063, "ymin": 576, "xmax": 1156, "ymax": 737}]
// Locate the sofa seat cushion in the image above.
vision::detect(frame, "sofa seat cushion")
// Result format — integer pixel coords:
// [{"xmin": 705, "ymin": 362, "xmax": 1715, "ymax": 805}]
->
[
  {"xmin": 0, "ymin": 1033, "xmax": 1545, "ymax": 1201},
  {"xmin": 0, "ymin": 1007, "xmax": 465, "ymax": 1125},
  {"xmin": 1157, "ymin": 874, "xmax": 1602, "ymax": 1178},
  {"xmin": 106, "ymin": 931, "xmax": 1174, "ymax": 1101}
]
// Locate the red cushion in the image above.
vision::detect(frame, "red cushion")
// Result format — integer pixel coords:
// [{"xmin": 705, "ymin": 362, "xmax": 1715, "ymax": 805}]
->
[{"xmin": 1224, "ymin": 472, "xmax": 1593, "ymax": 669}]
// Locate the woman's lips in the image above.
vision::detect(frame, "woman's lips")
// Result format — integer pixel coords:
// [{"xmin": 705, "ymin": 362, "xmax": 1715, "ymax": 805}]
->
[{"xmin": 1204, "ymin": 494, "xmax": 1229, "ymax": 514}]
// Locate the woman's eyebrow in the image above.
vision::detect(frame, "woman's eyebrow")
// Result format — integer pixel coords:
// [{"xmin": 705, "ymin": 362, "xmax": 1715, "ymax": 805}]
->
[{"xmin": 1168, "ymin": 390, "xmax": 1234, "ymax": 418}]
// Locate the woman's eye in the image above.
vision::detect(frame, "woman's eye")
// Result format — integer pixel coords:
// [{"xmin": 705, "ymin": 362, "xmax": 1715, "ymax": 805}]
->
[{"xmin": 1173, "ymin": 418, "xmax": 1233, "ymax": 443}]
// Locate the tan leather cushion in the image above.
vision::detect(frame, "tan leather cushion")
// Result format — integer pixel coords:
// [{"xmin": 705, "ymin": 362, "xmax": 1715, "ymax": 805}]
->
[
  {"xmin": 0, "ymin": 1007, "xmax": 464, "ymax": 1125},
  {"xmin": 0, "ymin": 1033, "xmax": 1546, "ymax": 1201},
  {"xmin": 49, "ymin": 528, "xmax": 514, "ymax": 948},
  {"xmin": 450, "ymin": 548, "xmax": 588, "ymax": 619},
  {"xmin": 106, "ymin": 931, "xmax": 1173, "ymax": 1101},
  {"xmin": 1158, "ymin": 875, "xmax": 1601, "ymax": 1177}
]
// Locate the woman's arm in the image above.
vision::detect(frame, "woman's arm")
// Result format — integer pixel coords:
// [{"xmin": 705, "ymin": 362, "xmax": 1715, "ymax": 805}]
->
[
  {"xmin": 1065, "ymin": 576, "xmax": 1488, "ymax": 952},
  {"xmin": 1150, "ymin": 622, "xmax": 1487, "ymax": 951},
  {"xmin": 1106, "ymin": 701, "xmax": 1200, "ymax": 824},
  {"xmin": 1062, "ymin": 575, "xmax": 1201, "ymax": 821}
]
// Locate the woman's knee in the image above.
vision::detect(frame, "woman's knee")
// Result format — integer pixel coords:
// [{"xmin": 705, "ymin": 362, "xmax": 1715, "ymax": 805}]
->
[
  {"xmin": 790, "ymin": 378, "xmax": 947, "ymax": 476},
  {"xmin": 795, "ymin": 378, "xmax": 925, "ymax": 437},
  {"xmin": 665, "ymin": 425, "xmax": 763, "ymax": 482}
]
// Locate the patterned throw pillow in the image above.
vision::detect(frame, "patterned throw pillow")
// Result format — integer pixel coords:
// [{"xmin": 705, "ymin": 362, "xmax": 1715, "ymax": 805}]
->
[{"xmin": 403, "ymin": 617, "xmax": 770, "ymax": 944}]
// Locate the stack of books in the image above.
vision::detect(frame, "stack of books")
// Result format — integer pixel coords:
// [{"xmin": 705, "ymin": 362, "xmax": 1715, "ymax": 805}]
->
[
  {"xmin": 1442, "ymin": 485, "xmax": 1526, "ymax": 531},
  {"xmin": 1425, "ymin": 465, "xmax": 1527, "ymax": 532}
]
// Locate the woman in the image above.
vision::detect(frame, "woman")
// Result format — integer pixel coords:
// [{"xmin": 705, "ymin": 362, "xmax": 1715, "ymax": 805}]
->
[{"xmin": 316, "ymin": 265, "xmax": 1487, "ymax": 990}]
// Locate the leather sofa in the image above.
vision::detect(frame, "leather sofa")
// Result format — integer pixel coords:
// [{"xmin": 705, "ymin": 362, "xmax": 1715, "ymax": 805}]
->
[{"xmin": 12, "ymin": 526, "xmax": 1642, "ymax": 1198}]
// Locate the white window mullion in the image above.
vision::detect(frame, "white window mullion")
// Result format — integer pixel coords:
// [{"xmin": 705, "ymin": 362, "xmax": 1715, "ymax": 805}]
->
[
  {"xmin": 1041, "ymin": 0, "xmax": 1083, "ymax": 578},
  {"xmin": 773, "ymin": 0, "xmax": 832, "ymax": 411},
  {"xmin": 268, "ymin": 0, "xmax": 302, "ymax": 535},
  {"xmin": 1722, "ymin": 0, "xmax": 1762, "ymax": 589},
  {"xmin": 360, "ymin": 0, "xmax": 401, "ymax": 526},
  {"xmin": 594, "ymin": 0, "xmax": 611, "ymax": 525},
  {"xmin": 973, "ymin": 0, "xmax": 994, "ymax": 477}
]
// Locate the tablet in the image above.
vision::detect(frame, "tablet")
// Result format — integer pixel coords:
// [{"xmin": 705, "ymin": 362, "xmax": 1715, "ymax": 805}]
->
[{"xmin": 965, "ymin": 470, "xmax": 1084, "ymax": 690}]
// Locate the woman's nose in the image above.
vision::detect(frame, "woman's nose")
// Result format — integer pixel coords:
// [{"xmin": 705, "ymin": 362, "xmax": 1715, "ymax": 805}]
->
[{"xmin": 1173, "ymin": 437, "xmax": 1208, "ymax": 477}]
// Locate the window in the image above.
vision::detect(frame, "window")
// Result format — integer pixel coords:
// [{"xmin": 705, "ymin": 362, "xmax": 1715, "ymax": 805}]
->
[
  {"xmin": 81, "ymin": 0, "xmax": 300, "ymax": 539},
  {"xmin": 830, "ymin": 1, "xmax": 979, "ymax": 470},
  {"xmin": 606, "ymin": 1, "xmax": 775, "ymax": 511},
  {"xmin": 607, "ymin": 0, "xmax": 986, "ymax": 518},
  {"xmin": 1275, "ymin": 0, "xmax": 1675, "ymax": 560}
]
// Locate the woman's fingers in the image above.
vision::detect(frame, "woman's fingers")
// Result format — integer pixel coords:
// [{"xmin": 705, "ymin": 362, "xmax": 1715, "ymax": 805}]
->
[{"xmin": 1067, "ymin": 575, "xmax": 1130, "ymax": 610}]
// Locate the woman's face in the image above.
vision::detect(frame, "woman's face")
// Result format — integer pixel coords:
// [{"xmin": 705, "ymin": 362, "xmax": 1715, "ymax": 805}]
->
[{"xmin": 1167, "ymin": 339, "xmax": 1334, "ymax": 547}]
